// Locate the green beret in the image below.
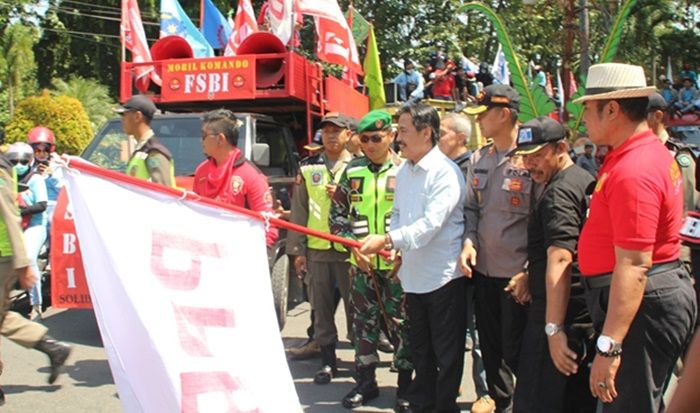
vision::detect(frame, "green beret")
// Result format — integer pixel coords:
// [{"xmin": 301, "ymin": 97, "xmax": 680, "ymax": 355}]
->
[{"xmin": 357, "ymin": 110, "xmax": 392, "ymax": 134}]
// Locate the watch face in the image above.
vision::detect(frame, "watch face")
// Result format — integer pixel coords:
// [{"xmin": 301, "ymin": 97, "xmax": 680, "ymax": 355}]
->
[
  {"xmin": 597, "ymin": 336, "xmax": 612, "ymax": 352},
  {"xmin": 545, "ymin": 323, "xmax": 559, "ymax": 336}
]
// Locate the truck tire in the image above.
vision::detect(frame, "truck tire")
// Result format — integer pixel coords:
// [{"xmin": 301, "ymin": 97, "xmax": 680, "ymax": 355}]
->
[{"xmin": 271, "ymin": 255, "xmax": 289, "ymax": 330}]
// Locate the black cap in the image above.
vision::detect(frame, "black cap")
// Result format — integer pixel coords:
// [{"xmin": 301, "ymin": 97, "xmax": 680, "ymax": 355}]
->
[
  {"xmin": 465, "ymin": 84, "xmax": 520, "ymax": 115},
  {"xmin": 113, "ymin": 95, "xmax": 157, "ymax": 119},
  {"xmin": 319, "ymin": 112, "xmax": 348, "ymax": 129},
  {"xmin": 647, "ymin": 92, "xmax": 668, "ymax": 112},
  {"xmin": 510, "ymin": 116, "xmax": 567, "ymax": 156},
  {"xmin": 304, "ymin": 129, "xmax": 323, "ymax": 151}
]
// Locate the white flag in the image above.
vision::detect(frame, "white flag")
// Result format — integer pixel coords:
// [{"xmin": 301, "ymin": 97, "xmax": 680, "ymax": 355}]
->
[
  {"xmin": 667, "ymin": 56, "xmax": 674, "ymax": 84},
  {"xmin": 63, "ymin": 161, "xmax": 301, "ymax": 413},
  {"xmin": 267, "ymin": 0, "xmax": 294, "ymax": 45},
  {"xmin": 491, "ymin": 44, "xmax": 510, "ymax": 86}
]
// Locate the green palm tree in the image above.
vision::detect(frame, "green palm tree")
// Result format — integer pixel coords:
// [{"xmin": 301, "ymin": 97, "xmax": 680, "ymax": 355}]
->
[
  {"xmin": 0, "ymin": 24, "xmax": 37, "ymax": 117},
  {"xmin": 51, "ymin": 77, "xmax": 115, "ymax": 132}
]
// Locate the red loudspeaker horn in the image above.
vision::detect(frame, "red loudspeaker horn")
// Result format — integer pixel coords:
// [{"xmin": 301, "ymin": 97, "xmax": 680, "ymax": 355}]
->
[
  {"xmin": 238, "ymin": 32, "xmax": 287, "ymax": 88},
  {"xmin": 134, "ymin": 36, "xmax": 194, "ymax": 93}
]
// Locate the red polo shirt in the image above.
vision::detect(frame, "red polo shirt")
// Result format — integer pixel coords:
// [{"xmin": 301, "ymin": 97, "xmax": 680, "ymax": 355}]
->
[{"xmin": 578, "ymin": 130, "xmax": 682, "ymax": 275}]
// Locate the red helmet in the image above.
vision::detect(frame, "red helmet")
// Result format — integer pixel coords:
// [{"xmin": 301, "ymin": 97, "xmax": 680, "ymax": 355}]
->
[{"xmin": 27, "ymin": 126, "xmax": 55, "ymax": 148}]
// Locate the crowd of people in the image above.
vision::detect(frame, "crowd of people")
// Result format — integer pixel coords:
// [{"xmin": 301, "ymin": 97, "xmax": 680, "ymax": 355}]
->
[{"xmin": 284, "ymin": 62, "xmax": 700, "ymax": 413}]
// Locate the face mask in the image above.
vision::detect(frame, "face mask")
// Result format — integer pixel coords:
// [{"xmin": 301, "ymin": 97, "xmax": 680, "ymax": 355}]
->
[
  {"xmin": 14, "ymin": 163, "xmax": 29, "ymax": 176},
  {"xmin": 405, "ymin": 69, "xmax": 414, "ymax": 75}
]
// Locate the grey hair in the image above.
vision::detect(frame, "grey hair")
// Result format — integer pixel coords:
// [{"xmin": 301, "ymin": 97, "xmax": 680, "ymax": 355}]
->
[{"xmin": 442, "ymin": 113, "xmax": 472, "ymax": 140}]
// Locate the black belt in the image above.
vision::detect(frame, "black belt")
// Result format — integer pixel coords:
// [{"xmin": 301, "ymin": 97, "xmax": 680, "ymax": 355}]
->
[{"xmin": 581, "ymin": 260, "xmax": 683, "ymax": 290}]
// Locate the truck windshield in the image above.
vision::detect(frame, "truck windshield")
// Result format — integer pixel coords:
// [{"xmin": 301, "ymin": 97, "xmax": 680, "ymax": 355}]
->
[{"xmin": 83, "ymin": 117, "xmax": 209, "ymax": 176}]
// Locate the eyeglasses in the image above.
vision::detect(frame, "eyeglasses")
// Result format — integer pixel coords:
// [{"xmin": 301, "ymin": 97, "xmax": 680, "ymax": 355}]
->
[
  {"xmin": 33, "ymin": 145, "xmax": 50, "ymax": 153},
  {"xmin": 10, "ymin": 160, "xmax": 29, "ymax": 165},
  {"xmin": 360, "ymin": 134, "xmax": 384, "ymax": 144}
]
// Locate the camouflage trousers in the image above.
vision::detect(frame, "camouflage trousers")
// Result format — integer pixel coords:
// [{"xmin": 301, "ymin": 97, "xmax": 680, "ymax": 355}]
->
[{"xmin": 350, "ymin": 265, "xmax": 413, "ymax": 370}]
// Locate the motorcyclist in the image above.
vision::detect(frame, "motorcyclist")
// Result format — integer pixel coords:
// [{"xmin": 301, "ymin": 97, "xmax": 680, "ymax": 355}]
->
[
  {"xmin": 6, "ymin": 143, "xmax": 48, "ymax": 320},
  {"xmin": 27, "ymin": 126, "xmax": 63, "ymax": 226}
]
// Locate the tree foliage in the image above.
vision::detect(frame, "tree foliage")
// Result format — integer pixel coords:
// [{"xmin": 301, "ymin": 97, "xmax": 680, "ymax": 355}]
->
[
  {"xmin": 51, "ymin": 76, "xmax": 116, "ymax": 133},
  {"xmin": 6, "ymin": 91, "xmax": 93, "ymax": 155}
]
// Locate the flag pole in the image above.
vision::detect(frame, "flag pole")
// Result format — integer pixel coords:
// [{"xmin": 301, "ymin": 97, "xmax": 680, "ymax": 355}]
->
[{"xmin": 200, "ymin": 0, "xmax": 204, "ymax": 29}]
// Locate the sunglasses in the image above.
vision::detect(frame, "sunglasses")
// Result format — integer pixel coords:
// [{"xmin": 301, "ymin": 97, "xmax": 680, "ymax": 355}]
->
[
  {"xmin": 10, "ymin": 160, "xmax": 29, "ymax": 165},
  {"xmin": 33, "ymin": 145, "xmax": 50, "ymax": 153},
  {"xmin": 360, "ymin": 134, "xmax": 384, "ymax": 144}
]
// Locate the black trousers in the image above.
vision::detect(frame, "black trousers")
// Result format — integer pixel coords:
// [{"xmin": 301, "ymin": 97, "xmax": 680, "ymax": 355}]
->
[
  {"xmin": 513, "ymin": 297, "xmax": 596, "ymax": 413},
  {"xmin": 690, "ymin": 248, "xmax": 700, "ymax": 326},
  {"xmin": 584, "ymin": 266, "xmax": 697, "ymax": 413},
  {"xmin": 405, "ymin": 277, "xmax": 468, "ymax": 413},
  {"xmin": 474, "ymin": 272, "xmax": 528, "ymax": 413}
]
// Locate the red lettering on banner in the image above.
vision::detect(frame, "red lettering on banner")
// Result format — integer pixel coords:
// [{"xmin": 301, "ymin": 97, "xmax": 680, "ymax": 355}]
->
[
  {"xmin": 51, "ymin": 189, "xmax": 91, "ymax": 309},
  {"xmin": 151, "ymin": 231, "xmax": 222, "ymax": 290},
  {"xmin": 180, "ymin": 372, "xmax": 260, "ymax": 413},
  {"xmin": 173, "ymin": 305, "xmax": 235, "ymax": 357}
]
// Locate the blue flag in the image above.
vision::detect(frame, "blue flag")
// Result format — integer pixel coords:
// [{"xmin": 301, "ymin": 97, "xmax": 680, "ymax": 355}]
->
[
  {"xmin": 160, "ymin": 0, "xmax": 214, "ymax": 57},
  {"xmin": 202, "ymin": 0, "xmax": 231, "ymax": 50}
]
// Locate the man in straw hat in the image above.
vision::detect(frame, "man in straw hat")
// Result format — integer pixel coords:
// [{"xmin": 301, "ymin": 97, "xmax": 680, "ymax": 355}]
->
[{"xmin": 575, "ymin": 63, "xmax": 696, "ymax": 412}]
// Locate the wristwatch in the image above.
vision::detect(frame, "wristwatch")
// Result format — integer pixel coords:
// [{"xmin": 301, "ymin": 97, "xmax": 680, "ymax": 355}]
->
[
  {"xmin": 544, "ymin": 323, "xmax": 562, "ymax": 337},
  {"xmin": 596, "ymin": 335, "xmax": 622, "ymax": 357}
]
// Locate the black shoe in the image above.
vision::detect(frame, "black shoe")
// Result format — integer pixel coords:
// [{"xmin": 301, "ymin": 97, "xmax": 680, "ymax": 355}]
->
[
  {"xmin": 34, "ymin": 334, "xmax": 72, "ymax": 384},
  {"xmin": 395, "ymin": 369, "xmax": 412, "ymax": 412},
  {"xmin": 342, "ymin": 365, "xmax": 379, "ymax": 408},
  {"xmin": 378, "ymin": 332, "xmax": 395, "ymax": 353},
  {"xmin": 0, "ymin": 386, "xmax": 5, "ymax": 406},
  {"xmin": 314, "ymin": 344, "xmax": 337, "ymax": 385}
]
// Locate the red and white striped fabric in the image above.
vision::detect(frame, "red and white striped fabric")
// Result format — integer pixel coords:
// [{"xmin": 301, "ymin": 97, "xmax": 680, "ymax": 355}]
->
[
  {"xmin": 120, "ymin": 0, "xmax": 160, "ymax": 89},
  {"xmin": 224, "ymin": 0, "xmax": 259, "ymax": 56}
]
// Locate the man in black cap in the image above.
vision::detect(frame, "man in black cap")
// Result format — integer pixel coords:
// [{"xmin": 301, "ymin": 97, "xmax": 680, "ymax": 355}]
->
[
  {"xmin": 287, "ymin": 112, "xmax": 353, "ymax": 384},
  {"xmin": 114, "ymin": 95, "xmax": 175, "ymax": 187},
  {"xmin": 510, "ymin": 116, "xmax": 596, "ymax": 413},
  {"xmin": 460, "ymin": 84, "xmax": 531, "ymax": 413}
]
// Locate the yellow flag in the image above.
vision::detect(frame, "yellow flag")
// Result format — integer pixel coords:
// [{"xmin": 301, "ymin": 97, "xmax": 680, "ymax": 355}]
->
[{"xmin": 363, "ymin": 25, "xmax": 385, "ymax": 110}]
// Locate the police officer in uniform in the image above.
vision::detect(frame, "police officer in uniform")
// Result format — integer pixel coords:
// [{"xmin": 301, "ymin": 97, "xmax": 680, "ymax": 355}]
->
[
  {"xmin": 287, "ymin": 112, "xmax": 354, "ymax": 384},
  {"xmin": 114, "ymin": 95, "xmax": 175, "ymax": 187},
  {"xmin": 460, "ymin": 85, "xmax": 532, "ymax": 413},
  {"xmin": 647, "ymin": 92, "xmax": 697, "ymax": 213},
  {"xmin": 329, "ymin": 110, "xmax": 413, "ymax": 411},
  {"xmin": 0, "ymin": 153, "xmax": 71, "ymax": 404}
]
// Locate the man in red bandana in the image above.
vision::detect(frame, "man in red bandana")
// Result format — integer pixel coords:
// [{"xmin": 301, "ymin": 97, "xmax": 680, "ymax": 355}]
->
[{"xmin": 193, "ymin": 109, "xmax": 278, "ymax": 246}]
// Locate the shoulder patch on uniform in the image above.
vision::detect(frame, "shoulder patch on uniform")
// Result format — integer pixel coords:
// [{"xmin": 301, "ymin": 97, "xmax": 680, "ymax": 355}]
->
[
  {"xmin": 146, "ymin": 156, "xmax": 161, "ymax": 169},
  {"xmin": 677, "ymin": 153, "xmax": 692, "ymax": 168}
]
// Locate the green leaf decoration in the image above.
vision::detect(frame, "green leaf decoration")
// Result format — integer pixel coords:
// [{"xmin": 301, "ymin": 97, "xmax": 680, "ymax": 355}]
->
[
  {"xmin": 458, "ymin": 2, "xmax": 555, "ymax": 122},
  {"xmin": 566, "ymin": 83, "xmax": 586, "ymax": 132},
  {"xmin": 600, "ymin": 0, "xmax": 638, "ymax": 63},
  {"xmin": 571, "ymin": 0, "xmax": 637, "ymax": 132}
]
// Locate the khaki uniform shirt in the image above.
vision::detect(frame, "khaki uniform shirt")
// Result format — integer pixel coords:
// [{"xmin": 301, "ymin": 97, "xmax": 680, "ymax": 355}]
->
[
  {"xmin": 287, "ymin": 150, "xmax": 353, "ymax": 262},
  {"xmin": 0, "ymin": 169, "xmax": 29, "ymax": 269},
  {"xmin": 464, "ymin": 142, "xmax": 533, "ymax": 278},
  {"xmin": 130, "ymin": 129, "xmax": 173, "ymax": 187}
]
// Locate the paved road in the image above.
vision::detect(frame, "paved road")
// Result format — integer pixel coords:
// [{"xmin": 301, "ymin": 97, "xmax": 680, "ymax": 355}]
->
[{"xmin": 0, "ymin": 302, "xmax": 677, "ymax": 412}]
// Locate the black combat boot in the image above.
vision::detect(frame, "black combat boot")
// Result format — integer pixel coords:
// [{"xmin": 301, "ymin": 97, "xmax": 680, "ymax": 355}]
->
[
  {"xmin": 313, "ymin": 344, "xmax": 337, "ymax": 384},
  {"xmin": 394, "ymin": 369, "xmax": 412, "ymax": 413},
  {"xmin": 34, "ymin": 334, "xmax": 72, "ymax": 384},
  {"xmin": 342, "ymin": 365, "xmax": 379, "ymax": 408}
]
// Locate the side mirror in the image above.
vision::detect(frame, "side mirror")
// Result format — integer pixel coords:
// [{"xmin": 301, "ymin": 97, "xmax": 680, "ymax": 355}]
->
[{"xmin": 252, "ymin": 142, "xmax": 270, "ymax": 167}]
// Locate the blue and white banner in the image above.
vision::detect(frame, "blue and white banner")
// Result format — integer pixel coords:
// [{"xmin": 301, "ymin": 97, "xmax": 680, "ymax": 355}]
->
[
  {"xmin": 201, "ymin": 0, "xmax": 232, "ymax": 50},
  {"xmin": 491, "ymin": 44, "xmax": 510, "ymax": 86},
  {"xmin": 160, "ymin": 0, "xmax": 214, "ymax": 57}
]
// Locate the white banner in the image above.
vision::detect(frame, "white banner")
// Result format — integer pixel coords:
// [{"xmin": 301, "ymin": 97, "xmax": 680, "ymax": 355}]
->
[{"xmin": 63, "ymin": 165, "xmax": 301, "ymax": 413}]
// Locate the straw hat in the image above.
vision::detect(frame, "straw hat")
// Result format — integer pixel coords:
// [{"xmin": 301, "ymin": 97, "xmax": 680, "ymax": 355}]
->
[{"xmin": 572, "ymin": 63, "xmax": 656, "ymax": 104}]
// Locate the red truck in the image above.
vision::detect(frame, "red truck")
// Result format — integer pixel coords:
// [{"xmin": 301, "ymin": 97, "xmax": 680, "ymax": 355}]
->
[{"xmin": 49, "ymin": 32, "xmax": 369, "ymax": 329}]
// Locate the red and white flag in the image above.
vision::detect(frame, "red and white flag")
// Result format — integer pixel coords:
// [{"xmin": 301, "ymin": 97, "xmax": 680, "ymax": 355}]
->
[
  {"xmin": 296, "ymin": 0, "xmax": 362, "ymax": 74},
  {"xmin": 61, "ymin": 158, "xmax": 301, "ymax": 413},
  {"xmin": 120, "ymin": 0, "xmax": 160, "ymax": 90},
  {"xmin": 266, "ymin": 0, "xmax": 294, "ymax": 46},
  {"xmin": 224, "ymin": 0, "xmax": 259, "ymax": 56}
]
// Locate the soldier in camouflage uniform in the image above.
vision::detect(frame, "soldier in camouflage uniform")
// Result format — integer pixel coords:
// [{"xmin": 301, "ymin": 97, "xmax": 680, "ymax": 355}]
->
[{"xmin": 329, "ymin": 110, "xmax": 413, "ymax": 412}]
